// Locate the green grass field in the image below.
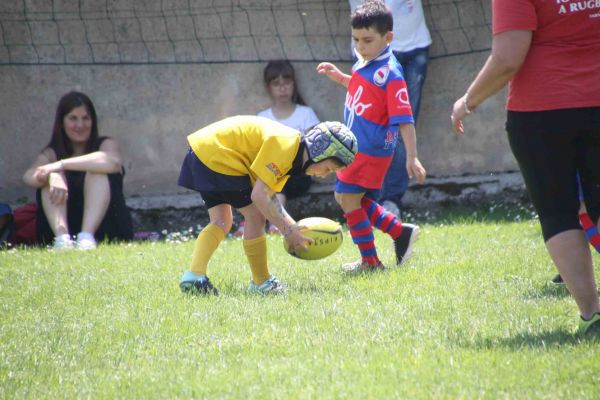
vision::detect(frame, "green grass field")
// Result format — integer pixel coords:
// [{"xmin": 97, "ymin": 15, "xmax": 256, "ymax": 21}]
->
[{"xmin": 2, "ymin": 207, "xmax": 600, "ymax": 399}]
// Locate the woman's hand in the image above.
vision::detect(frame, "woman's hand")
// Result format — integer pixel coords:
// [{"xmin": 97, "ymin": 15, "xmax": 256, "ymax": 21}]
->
[
  {"xmin": 33, "ymin": 161, "xmax": 63, "ymax": 184},
  {"xmin": 451, "ymin": 95, "xmax": 470, "ymax": 135},
  {"xmin": 47, "ymin": 172, "xmax": 69, "ymax": 205}
]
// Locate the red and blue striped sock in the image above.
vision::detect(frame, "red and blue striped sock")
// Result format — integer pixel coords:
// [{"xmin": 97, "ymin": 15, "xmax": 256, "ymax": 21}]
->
[
  {"xmin": 344, "ymin": 208, "xmax": 380, "ymax": 266},
  {"xmin": 361, "ymin": 197, "xmax": 403, "ymax": 240},
  {"xmin": 579, "ymin": 211, "xmax": 600, "ymax": 253}
]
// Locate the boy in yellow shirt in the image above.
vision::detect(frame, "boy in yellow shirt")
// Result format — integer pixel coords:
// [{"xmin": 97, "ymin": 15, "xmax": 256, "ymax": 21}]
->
[{"xmin": 178, "ymin": 116, "xmax": 357, "ymax": 295}]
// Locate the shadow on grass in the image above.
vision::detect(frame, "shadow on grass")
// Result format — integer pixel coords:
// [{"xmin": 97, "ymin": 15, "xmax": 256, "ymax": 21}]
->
[
  {"xmin": 471, "ymin": 329, "xmax": 587, "ymax": 349},
  {"xmin": 521, "ymin": 282, "xmax": 571, "ymax": 301},
  {"xmin": 524, "ymin": 282, "xmax": 600, "ymax": 302},
  {"xmin": 404, "ymin": 201, "xmax": 537, "ymax": 226},
  {"xmin": 538, "ymin": 283, "xmax": 572, "ymax": 298},
  {"xmin": 178, "ymin": 279, "xmax": 332, "ymax": 297}
]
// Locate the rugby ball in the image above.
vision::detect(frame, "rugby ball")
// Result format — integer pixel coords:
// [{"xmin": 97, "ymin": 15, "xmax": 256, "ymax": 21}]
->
[{"xmin": 283, "ymin": 217, "xmax": 343, "ymax": 260}]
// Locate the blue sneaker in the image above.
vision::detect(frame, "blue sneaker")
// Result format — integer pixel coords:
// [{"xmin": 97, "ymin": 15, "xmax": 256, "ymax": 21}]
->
[
  {"xmin": 179, "ymin": 271, "xmax": 218, "ymax": 296},
  {"xmin": 248, "ymin": 275, "xmax": 286, "ymax": 295}
]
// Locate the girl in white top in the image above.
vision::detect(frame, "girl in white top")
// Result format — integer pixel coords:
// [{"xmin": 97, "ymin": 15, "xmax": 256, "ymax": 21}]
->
[
  {"xmin": 258, "ymin": 61, "xmax": 319, "ymax": 132},
  {"xmin": 258, "ymin": 105, "xmax": 319, "ymax": 135},
  {"xmin": 234, "ymin": 60, "xmax": 320, "ymax": 236}
]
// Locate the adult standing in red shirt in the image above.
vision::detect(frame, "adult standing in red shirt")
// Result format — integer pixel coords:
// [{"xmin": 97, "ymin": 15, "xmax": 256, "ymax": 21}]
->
[{"xmin": 450, "ymin": 0, "xmax": 600, "ymax": 335}]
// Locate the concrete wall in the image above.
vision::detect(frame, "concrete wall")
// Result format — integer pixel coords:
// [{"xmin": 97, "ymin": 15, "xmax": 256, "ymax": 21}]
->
[{"xmin": 0, "ymin": 0, "xmax": 516, "ymax": 204}]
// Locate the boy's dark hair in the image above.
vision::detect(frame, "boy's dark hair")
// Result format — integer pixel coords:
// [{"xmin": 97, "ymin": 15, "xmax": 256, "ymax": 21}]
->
[{"xmin": 351, "ymin": 0, "xmax": 393, "ymax": 36}]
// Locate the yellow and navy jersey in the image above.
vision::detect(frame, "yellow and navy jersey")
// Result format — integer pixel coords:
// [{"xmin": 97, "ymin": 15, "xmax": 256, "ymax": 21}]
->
[{"xmin": 187, "ymin": 115, "xmax": 301, "ymax": 193}]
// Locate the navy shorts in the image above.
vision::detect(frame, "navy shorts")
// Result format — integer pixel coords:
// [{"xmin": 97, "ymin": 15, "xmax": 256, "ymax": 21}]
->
[
  {"xmin": 178, "ymin": 148, "xmax": 253, "ymax": 209},
  {"xmin": 506, "ymin": 107, "xmax": 600, "ymax": 241}
]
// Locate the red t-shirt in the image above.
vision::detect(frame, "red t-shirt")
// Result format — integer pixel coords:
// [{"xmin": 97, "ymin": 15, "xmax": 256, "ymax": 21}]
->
[{"xmin": 493, "ymin": 0, "xmax": 600, "ymax": 111}]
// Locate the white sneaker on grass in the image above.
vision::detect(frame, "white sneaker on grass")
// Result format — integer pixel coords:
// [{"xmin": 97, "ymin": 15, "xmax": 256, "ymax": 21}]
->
[
  {"xmin": 52, "ymin": 234, "xmax": 75, "ymax": 250},
  {"xmin": 76, "ymin": 232, "xmax": 97, "ymax": 250},
  {"xmin": 248, "ymin": 275, "xmax": 286, "ymax": 295}
]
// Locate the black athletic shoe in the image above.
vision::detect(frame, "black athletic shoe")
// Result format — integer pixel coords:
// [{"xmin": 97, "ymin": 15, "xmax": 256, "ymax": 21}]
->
[
  {"xmin": 180, "ymin": 272, "xmax": 219, "ymax": 296},
  {"xmin": 394, "ymin": 223, "xmax": 420, "ymax": 266},
  {"xmin": 191, "ymin": 278, "xmax": 219, "ymax": 296},
  {"xmin": 551, "ymin": 274, "xmax": 564, "ymax": 285}
]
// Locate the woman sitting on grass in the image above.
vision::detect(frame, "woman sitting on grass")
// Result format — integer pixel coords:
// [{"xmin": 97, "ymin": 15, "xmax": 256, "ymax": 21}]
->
[{"xmin": 22, "ymin": 91, "xmax": 133, "ymax": 250}]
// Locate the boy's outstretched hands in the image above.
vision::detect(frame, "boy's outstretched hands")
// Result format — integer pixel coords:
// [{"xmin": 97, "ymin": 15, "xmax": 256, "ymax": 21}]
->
[{"xmin": 316, "ymin": 62, "xmax": 349, "ymax": 87}]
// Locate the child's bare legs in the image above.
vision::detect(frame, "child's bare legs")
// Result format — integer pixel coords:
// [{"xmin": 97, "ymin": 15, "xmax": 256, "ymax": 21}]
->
[
  {"xmin": 207, "ymin": 204, "xmax": 233, "ymax": 235},
  {"xmin": 238, "ymin": 203, "xmax": 266, "ymax": 240},
  {"xmin": 334, "ymin": 192, "xmax": 364, "ymax": 214},
  {"xmin": 546, "ymin": 229, "xmax": 600, "ymax": 319}
]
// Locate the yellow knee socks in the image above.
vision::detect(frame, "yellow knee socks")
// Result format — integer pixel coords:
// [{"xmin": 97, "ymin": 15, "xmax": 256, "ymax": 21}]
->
[
  {"xmin": 190, "ymin": 224, "xmax": 226, "ymax": 275},
  {"xmin": 243, "ymin": 235, "xmax": 269, "ymax": 284}
]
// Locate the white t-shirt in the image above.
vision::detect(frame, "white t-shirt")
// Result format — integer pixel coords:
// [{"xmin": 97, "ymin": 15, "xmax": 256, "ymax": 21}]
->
[
  {"xmin": 257, "ymin": 105, "xmax": 320, "ymax": 134},
  {"xmin": 349, "ymin": 0, "xmax": 432, "ymax": 52}
]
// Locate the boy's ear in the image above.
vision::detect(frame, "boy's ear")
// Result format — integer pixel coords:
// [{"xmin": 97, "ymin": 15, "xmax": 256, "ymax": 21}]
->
[{"xmin": 385, "ymin": 31, "xmax": 394, "ymax": 44}]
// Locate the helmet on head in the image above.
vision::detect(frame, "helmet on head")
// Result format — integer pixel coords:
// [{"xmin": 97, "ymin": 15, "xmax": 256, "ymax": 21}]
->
[{"xmin": 302, "ymin": 121, "xmax": 358, "ymax": 168}]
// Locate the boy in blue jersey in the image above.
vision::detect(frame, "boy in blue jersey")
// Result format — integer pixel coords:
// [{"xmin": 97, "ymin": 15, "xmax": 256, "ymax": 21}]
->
[{"xmin": 317, "ymin": 0, "xmax": 426, "ymax": 273}]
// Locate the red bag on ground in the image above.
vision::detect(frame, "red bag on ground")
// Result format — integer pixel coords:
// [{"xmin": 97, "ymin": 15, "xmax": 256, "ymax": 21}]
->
[{"xmin": 11, "ymin": 203, "xmax": 37, "ymax": 245}]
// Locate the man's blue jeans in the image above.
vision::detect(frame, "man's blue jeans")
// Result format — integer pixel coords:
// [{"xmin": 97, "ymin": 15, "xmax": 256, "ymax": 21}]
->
[{"xmin": 380, "ymin": 46, "xmax": 429, "ymax": 208}]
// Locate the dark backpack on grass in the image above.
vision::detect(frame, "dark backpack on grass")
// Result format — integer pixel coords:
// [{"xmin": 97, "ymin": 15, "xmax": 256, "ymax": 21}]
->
[{"xmin": 0, "ymin": 203, "xmax": 13, "ymax": 248}]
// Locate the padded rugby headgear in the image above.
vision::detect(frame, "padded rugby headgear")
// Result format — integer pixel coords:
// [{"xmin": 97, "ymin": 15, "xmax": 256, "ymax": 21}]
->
[{"xmin": 302, "ymin": 121, "xmax": 358, "ymax": 167}]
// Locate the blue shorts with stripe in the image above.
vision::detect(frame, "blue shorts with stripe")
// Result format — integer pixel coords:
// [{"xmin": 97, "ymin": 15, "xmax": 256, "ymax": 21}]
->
[
  {"xmin": 335, "ymin": 178, "xmax": 381, "ymax": 200},
  {"xmin": 178, "ymin": 148, "xmax": 253, "ymax": 209}
]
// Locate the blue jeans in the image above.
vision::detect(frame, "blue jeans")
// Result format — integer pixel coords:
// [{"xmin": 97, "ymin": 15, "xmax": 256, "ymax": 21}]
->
[{"xmin": 380, "ymin": 46, "xmax": 429, "ymax": 207}]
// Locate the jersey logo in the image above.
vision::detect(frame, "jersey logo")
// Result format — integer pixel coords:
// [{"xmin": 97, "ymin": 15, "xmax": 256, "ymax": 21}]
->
[
  {"xmin": 395, "ymin": 87, "xmax": 410, "ymax": 105},
  {"xmin": 384, "ymin": 129, "xmax": 396, "ymax": 150},
  {"xmin": 373, "ymin": 65, "xmax": 389, "ymax": 86},
  {"xmin": 344, "ymin": 85, "xmax": 372, "ymax": 128},
  {"xmin": 266, "ymin": 162, "xmax": 282, "ymax": 176}
]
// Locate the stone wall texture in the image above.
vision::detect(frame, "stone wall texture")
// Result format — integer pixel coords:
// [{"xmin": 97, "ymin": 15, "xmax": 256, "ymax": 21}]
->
[{"xmin": 1, "ymin": 0, "xmax": 515, "ymax": 204}]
